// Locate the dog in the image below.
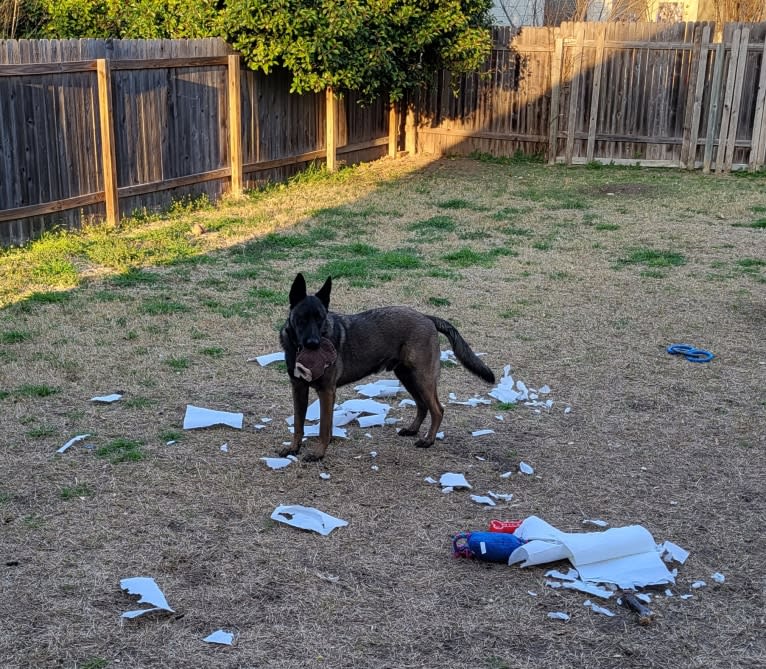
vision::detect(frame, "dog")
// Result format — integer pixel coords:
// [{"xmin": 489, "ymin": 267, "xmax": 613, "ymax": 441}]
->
[{"xmin": 279, "ymin": 273, "xmax": 496, "ymax": 461}]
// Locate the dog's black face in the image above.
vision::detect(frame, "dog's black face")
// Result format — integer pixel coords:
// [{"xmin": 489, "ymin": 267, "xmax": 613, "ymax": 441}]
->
[{"xmin": 288, "ymin": 273, "xmax": 332, "ymax": 350}]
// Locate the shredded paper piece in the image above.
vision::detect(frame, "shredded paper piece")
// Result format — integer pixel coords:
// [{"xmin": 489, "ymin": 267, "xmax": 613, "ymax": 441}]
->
[
  {"xmin": 90, "ymin": 393, "xmax": 122, "ymax": 403},
  {"xmin": 271, "ymin": 505, "xmax": 348, "ymax": 536},
  {"xmin": 183, "ymin": 405, "xmax": 243, "ymax": 430},
  {"xmin": 253, "ymin": 351, "xmax": 285, "ymax": 366},
  {"xmin": 56, "ymin": 434, "xmax": 90, "ymax": 454},
  {"xmin": 120, "ymin": 577, "xmax": 174, "ymax": 618},
  {"xmin": 203, "ymin": 630, "xmax": 234, "ymax": 645},
  {"xmin": 439, "ymin": 473, "xmax": 472, "ymax": 489}
]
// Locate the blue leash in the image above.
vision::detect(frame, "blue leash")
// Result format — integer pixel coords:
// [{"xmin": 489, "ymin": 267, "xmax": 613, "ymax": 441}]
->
[{"xmin": 667, "ymin": 343, "xmax": 714, "ymax": 363}]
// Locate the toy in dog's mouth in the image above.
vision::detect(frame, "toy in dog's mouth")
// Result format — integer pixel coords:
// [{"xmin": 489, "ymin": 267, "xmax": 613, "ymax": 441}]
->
[{"xmin": 295, "ymin": 338, "xmax": 337, "ymax": 381}]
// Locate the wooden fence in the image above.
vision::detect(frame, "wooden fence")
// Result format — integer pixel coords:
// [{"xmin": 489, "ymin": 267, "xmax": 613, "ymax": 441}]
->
[
  {"xmin": 3, "ymin": 24, "xmax": 766, "ymax": 246},
  {"xmin": 0, "ymin": 39, "xmax": 393, "ymax": 247},
  {"xmin": 418, "ymin": 22, "xmax": 766, "ymax": 170}
]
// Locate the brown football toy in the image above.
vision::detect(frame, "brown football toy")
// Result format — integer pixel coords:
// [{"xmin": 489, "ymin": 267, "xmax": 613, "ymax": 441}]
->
[{"xmin": 294, "ymin": 338, "xmax": 337, "ymax": 382}]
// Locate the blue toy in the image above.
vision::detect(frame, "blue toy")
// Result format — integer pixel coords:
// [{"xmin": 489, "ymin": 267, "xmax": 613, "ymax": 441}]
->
[
  {"xmin": 452, "ymin": 531, "xmax": 525, "ymax": 563},
  {"xmin": 667, "ymin": 343, "xmax": 714, "ymax": 363}
]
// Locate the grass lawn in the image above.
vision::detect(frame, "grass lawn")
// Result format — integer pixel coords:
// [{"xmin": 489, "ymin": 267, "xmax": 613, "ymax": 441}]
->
[{"xmin": 0, "ymin": 154, "xmax": 764, "ymax": 669}]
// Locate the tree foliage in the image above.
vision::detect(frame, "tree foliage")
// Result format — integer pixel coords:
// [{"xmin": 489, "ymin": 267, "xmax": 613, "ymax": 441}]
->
[
  {"xmin": 41, "ymin": 0, "xmax": 218, "ymax": 39},
  {"xmin": 218, "ymin": 0, "xmax": 493, "ymax": 101}
]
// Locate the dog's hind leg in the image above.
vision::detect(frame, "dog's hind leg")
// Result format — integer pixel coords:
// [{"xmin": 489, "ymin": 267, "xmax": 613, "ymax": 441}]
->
[
  {"xmin": 394, "ymin": 365, "xmax": 444, "ymax": 448},
  {"xmin": 279, "ymin": 380, "xmax": 309, "ymax": 457}
]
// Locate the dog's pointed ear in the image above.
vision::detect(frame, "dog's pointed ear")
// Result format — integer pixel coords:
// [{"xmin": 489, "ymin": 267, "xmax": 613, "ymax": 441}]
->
[
  {"xmin": 315, "ymin": 276, "xmax": 332, "ymax": 309},
  {"xmin": 289, "ymin": 273, "xmax": 307, "ymax": 309}
]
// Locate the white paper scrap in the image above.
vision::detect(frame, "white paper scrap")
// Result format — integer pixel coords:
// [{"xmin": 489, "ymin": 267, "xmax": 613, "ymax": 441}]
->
[
  {"xmin": 441, "ymin": 486, "xmax": 454, "ymax": 494},
  {"xmin": 424, "ymin": 476, "xmax": 437, "ymax": 484},
  {"xmin": 680, "ymin": 594, "xmax": 694, "ymax": 600},
  {"xmin": 357, "ymin": 414, "xmax": 386, "ymax": 428},
  {"xmin": 545, "ymin": 568, "xmax": 579, "ymax": 582},
  {"xmin": 660, "ymin": 540, "xmax": 689, "ymax": 564},
  {"xmin": 451, "ymin": 396, "xmax": 491, "ymax": 407},
  {"xmin": 320, "ymin": 473, "xmax": 331, "ymax": 480},
  {"xmin": 56, "ymin": 434, "xmax": 91, "ymax": 454},
  {"xmin": 291, "ymin": 424, "xmax": 348, "ymax": 439},
  {"xmin": 261, "ymin": 457, "xmax": 293, "ymax": 470},
  {"xmin": 271, "ymin": 505, "xmax": 348, "ymax": 536},
  {"xmin": 519, "ymin": 462, "xmax": 534, "ymax": 475},
  {"xmin": 203, "ymin": 630, "xmax": 234, "ymax": 645},
  {"xmin": 354, "ymin": 379, "xmax": 402, "ymax": 398},
  {"xmin": 562, "ymin": 579, "xmax": 614, "ymax": 599},
  {"xmin": 584, "ymin": 600, "xmax": 615, "ymax": 617},
  {"xmin": 253, "ymin": 351, "xmax": 285, "ymax": 366},
  {"xmin": 470, "ymin": 495, "xmax": 496, "ymax": 506},
  {"xmin": 339, "ymin": 399, "xmax": 391, "ymax": 416},
  {"xmin": 439, "ymin": 473, "xmax": 472, "ymax": 489},
  {"xmin": 440, "ymin": 350, "xmax": 458, "ymax": 364},
  {"xmin": 183, "ymin": 405, "xmax": 243, "ymax": 430},
  {"xmin": 90, "ymin": 393, "xmax": 122, "ymax": 403},
  {"xmin": 691, "ymin": 580, "xmax": 706, "ymax": 589},
  {"xmin": 547, "ymin": 612, "xmax": 570, "ymax": 621},
  {"xmin": 399, "ymin": 399, "xmax": 416, "ymax": 407},
  {"xmin": 500, "ymin": 471, "xmax": 513, "ymax": 478},
  {"xmin": 220, "ymin": 443, "xmax": 229, "ymax": 453},
  {"xmin": 436, "ymin": 432, "xmax": 445, "ymax": 440},
  {"xmin": 488, "ymin": 491, "xmax": 513, "ymax": 502},
  {"xmin": 712, "ymin": 572, "xmax": 725, "ymax": 584},
  {"xmin": 508, "ymin": 516, "xmax": 675, "ymax": 589},
  {"xmin": 583, "ymin": 519, "xmax": 609, "ymax": 528},
  {"xmin": 472, "ymin": 429, "xmax": 495, "ymax": 437},
  {"xmin": 120, "ymin": 577, "xmax": 174, "ymax": 618}
]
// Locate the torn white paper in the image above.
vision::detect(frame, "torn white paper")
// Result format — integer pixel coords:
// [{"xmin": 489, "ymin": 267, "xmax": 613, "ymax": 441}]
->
[
  {"xmin": 56, "ymin": 434, "xmax": 90, "ymax": 454},
  {"xmin": 261, "ymin": 457, "xmax": 293, "ymax": 470},
  {"xmin": 450, "ymin": 396, "xmax": 492, "ymax": 407},
  {"xmin": 583, "ymin": 600, "xmax": 615, "ymax": 617},
  {"xmin": 470, "ymin": 495, "xmax": 496, "ymax": 506},
  {"xmin": 319, "ymin": 473, "xmax": 331, "ymax": 480},
  {"xmin": 291, "ymin": 424, "xmax": 348, "ymax": 439},
  {"xmin": 545, "ymin": 568, "xmax": 579, "ymax": 582},
  {"xmin": 271, "ymin": 505, "xmax": 348, "ymax": 536},
  {"xmin": 440, "ymin": 350, "xmax": 458, "ymax": 365},
  {"xmin": 562, "ymin": 579, "xmax": 614, "ymax": 599},
  {"xmin": 472, "ymin": 429, "xmax": 495, "ymax": 437},
  {"xmin": 90, "ymin": 393, "xmax": 122, "ymax": 403},
  {"xmin": 488, "ymin": 491, "xmax": 513, "ymax": 502},
  {"xmin": 339, "ymin": 398, "xmax": 391, "ymax": 416},
  {"xmin": 583, "ymin": 519, "xmax": 609, "ymax": 528},
  {"xmin": 691, "ymin": 580, "xmax": 706, "ymax": 589},
  {"xmin": 204, "ymin": 630, "xmax": 234, "ymax": 645},
  {"xmin": 253, "ymin": 351, "xmax": 285, "ymax": 366},
  {"xmin": 220, "ymin": 443, "xmax": 229, "ymax": 453},
  {"xmin": 354, "ymin": 379, "xmax": 402, "ymax": 398},
  {"xmin": 357, "ymin": 414, "xmax": 386, "ymax": 428},
  {"xmin": 519, "ymin": 462, "xmax": 534, "ymax": 475},
  {"xmin": 183, "ymin": 405, "xmax": 243, "ymax": 430},
  {"xmin": 120, "ymin": 577, "xmax": 174, "ymax": 618},
  {"xmin": 439, "ymin": 473, "xmax": 472, "ymax": 489},
  {"xmin": 660, "ymin": 540, "xmax": 689, "ymax": 564},
  {"xmin": 509, "ymin": 516, "xmax": 675, "ymax": 589},
  {"xmin": 399, "ymin": 399, "xmax": 416, "ymax": 407},
  {"xmin": 424, "ymin": 476, "xmax": 437, "ymax": 484},
  {"xmin": 547, "ymin": 612, "xmax": 570, "ymax": 621},
  {"xmin": 712, "ymin": 572, "xmax": 725, "ymax": 584}
]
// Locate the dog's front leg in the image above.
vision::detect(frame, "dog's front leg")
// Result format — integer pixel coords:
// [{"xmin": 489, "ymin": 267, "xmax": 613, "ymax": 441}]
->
[
  {"xmin": 303, "ymin": 386, "xmax": 335, "ymax": 461},
  {"xmin": 279, "ymin": 379, "xmax": 309, "ymax": 457}
]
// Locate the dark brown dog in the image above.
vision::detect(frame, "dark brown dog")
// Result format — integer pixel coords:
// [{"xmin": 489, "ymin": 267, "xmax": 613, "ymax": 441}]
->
[{"xmin": 279, "ymin": 273, "xmax": 495, "ymax": 461}]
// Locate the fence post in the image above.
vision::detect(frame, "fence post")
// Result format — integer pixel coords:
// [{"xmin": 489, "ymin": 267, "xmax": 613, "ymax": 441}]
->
[
  {"xmin": 749, "ymin": 39, "xmax": 766, "ymax": 171},
  {"xmin": 722, "ymin": 26, "xmax": 749, "ymax": 172},
  {"xmin": 227, "ymin": 54, "xmax": 243, "ymax": 197},
  {"xmin": 326, "ymin": 88, "xmax": 337, "ymax": 172},
  {"xmin": 388, "ymin": 99, "xmax": 398, "ymax": 157},
  {"xmin": 703, "ymin": 43, "xmax": 725, "ymax": 173},
  {"xmin": 716, "ymin": 26, "xmax": 742, "ymax": 174},
  {"xmin": 682, "ymin": 25, "xmax": 711, "ymax": 170},
  {"xmin": 405, "ymin": 91, "xmax": 417, "ymax": 156},
  {"xmin": 586, "ymin": 24, "xmax": 606, "ymax": 163},
  {"xmin": 565, "ymin": 24, "xmax": 585, "ymax": 165},
  {"xmin": 548, "ymin": 35, "xmax": 564, "ymax": 165},
  {"xmin": 96, "ymin": 58, "xmax": 119, "ymax": 227}
]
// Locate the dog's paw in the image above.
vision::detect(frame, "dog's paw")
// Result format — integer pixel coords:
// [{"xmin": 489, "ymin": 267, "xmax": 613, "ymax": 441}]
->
[
  {"xmin": 414, "ymin": 439, "xmax": 433, "ymax": 449},
  {"xmin": 398, "ymin": 428, "xmax": 419, "ymax": 437},
  {"xmin": 278, "ymin": 445, "xmax": 300, "ymax": 457},
  {"xmin": 302, "ymin": 449, "xmax": 326, "ymax": 462}
]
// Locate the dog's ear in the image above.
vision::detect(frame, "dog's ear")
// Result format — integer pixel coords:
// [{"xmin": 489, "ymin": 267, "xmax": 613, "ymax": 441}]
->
[
  {"xmin": 289, "ymin": 273, "xmax": 307, "ymax": 308},
  {"xmin": 315, "ymin": 276, "xmax": 332, "ymax": 309}
]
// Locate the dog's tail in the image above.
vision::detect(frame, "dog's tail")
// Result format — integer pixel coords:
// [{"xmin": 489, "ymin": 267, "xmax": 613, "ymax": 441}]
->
[{"xmin": 428, "ymin": 316, "xmax": 495, "ymax": 384}]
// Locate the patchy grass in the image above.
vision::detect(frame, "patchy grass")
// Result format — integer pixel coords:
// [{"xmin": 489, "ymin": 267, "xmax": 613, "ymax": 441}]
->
[{"xmin": 1, "ymin": 155, "xmax": 764, "ymax": 669}]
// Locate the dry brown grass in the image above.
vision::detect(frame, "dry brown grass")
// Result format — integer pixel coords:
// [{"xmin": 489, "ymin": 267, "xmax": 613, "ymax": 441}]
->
[{"xmin": 1, "ymin": 155, "xmax": 765, "ymax": 669}]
